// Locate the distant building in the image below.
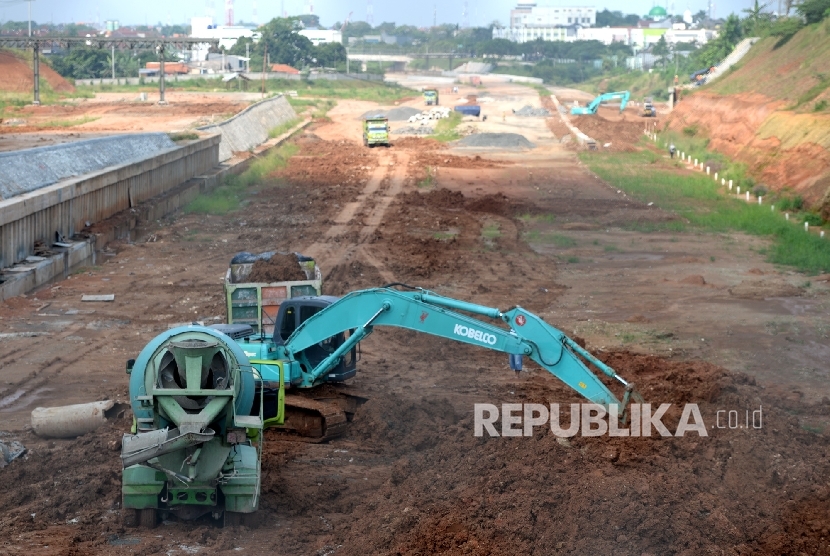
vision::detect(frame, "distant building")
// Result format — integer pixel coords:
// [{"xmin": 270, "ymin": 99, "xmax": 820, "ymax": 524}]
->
[
  {"xmin": 494, "ymin": 3, "xmax": 596, "ymax": 42},
  {"xmin": 189, "ymin": 16, "xmax": 259, "ymax": 61},
  {"xmin": 298, "ymin": 29, "xmax": 342, "ymax": 46},
  {"xmin": 494, "ymin": 1, "xmax": 714, "ymax": 47},
  {"xmin": 271, "ymin": 63, "xmax": 300, "ymax": 74},
  {"xmin": 647, "ymin": 6, "xmax": 668, "ymax": 21},
  {"xmin": 105, "ymin": 20, "xmax": 120, "ymax": 32}
]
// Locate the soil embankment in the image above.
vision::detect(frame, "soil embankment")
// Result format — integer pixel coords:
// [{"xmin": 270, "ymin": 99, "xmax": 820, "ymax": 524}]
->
[
  {"xmin": 668, "ymin": 91, "xmax": 830, "ymax": 204},
  {"xmin": 667, "ymin": 23, "xmax": 830, "ymax": 207},
  {"xmin": 0, "ymin": 50, "xmax": 75, "ymax": 94}
]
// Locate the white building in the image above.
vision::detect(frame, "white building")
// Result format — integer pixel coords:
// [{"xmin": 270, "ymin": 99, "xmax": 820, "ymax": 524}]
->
[
  {"xmin": 494, "ymin": 3, "xmax": 595, "ymax": 43},
  {"xmin": 298, "ymin": 29, "xmax": 343, "ymax": 46},
  {"xmin": 189, "ymin": 16, "xmax": 260, "ymax": 61},
  {"xmin": 577, "ymin": 27, "xmax": 715, "ymax": 48},
  {"xmin": 494, "ymin": 2, "xmax": 715, "ymax": 47}
]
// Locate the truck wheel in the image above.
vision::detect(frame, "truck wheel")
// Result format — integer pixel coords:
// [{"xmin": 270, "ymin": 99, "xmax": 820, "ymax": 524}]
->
[{"xmin": 138, "ymin": 508, "xmax": 157, "ymax": 529}]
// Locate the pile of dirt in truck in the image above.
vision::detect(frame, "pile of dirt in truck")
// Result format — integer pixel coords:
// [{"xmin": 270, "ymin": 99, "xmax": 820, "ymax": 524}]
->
[{"xmin": 247, "ymin": 252, "xmax": 308, "ymax": 282}]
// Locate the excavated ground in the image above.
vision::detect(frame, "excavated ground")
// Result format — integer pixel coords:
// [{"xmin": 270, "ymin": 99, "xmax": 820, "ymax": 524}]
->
[{"xmin": 1, "ymin": 82, "xmax": 830, "ymax": 555}]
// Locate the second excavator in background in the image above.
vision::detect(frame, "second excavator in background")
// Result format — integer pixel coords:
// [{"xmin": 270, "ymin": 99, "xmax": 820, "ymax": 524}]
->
[{"xmin": 571, "ymin": 91, "xmax": 630, "ymax": 116}]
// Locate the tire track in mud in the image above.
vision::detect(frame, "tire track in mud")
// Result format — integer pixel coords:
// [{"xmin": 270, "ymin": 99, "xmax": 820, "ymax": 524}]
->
[
  {"xmin": 0, "ymin": 324, "xmax": 97, "ymax": 412},
  {"xmin": 304, "ymin": 151, "xmax": 409, "ymax": 283}
]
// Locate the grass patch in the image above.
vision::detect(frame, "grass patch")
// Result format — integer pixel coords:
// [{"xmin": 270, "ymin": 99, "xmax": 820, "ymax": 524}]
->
[
  {"xmin": 581, "ymin": 149, "xmax": 830, "ymax": 273},
  {"xmin": 74, "ymin": 76, "xmax": 413, "ymax": 103},
  {"xmin": 36, "ymin": 116, "xmax": 98, "ymax": 128},
  {"xmin": 168, "ymin": 132, "xmax": 199, "ymax": 142},
  {"xmin": 431, "ymin": 111, "xmax": 463, "ymax": 142},
  {"xmin": 566, "ymin": 256, "xmax": 580, "ymax": 263},
  {"xmin": 268, "ymin": 116, "xmax": 302, "ymax": 139},
  {"xmin": 186, "ymin": 143, "xmax": 298, "ymax": 215},
  {"xmin": 433, "ymin": 231, "xmax": 457, "ymax": 240},
  {"xmin": 418, "ymin": 166, "xmax": 435, "ymax": 189},
  {"xmin": 482, "ymin": 222, "xmax": 502, "ymax": 240},
  {"xmin": 523, "ymin": 231, "xmax": 578, "ymax": 247},
  {"xmin": 518, "ymin": 213, "xmax": 556, "ymax": 224}
]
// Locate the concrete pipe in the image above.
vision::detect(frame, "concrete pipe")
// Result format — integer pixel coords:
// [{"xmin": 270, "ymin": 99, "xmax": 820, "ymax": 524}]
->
[{"xmin": 31, "ymin": 400, "xmax": 125, "ymax": 438}]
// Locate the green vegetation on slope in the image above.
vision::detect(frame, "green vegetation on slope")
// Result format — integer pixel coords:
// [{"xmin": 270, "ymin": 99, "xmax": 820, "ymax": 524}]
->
[
  {"xmin": 708, "ymin": 18, "xmax": 830, "ymax": 110},
  {"xmin": 581, "ymin": 149, "xmax": 830, "ymax": 273},
  {"xmin": 186, "ymin": 143, "xmax": 297, "ymax": 215},
  {"xmin": 76, "ymin": 77, "xmax": 412, "ymax": 104}
]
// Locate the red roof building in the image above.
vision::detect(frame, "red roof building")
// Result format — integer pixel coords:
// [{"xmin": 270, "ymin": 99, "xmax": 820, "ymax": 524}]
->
[{"xmin": 270, "ymin": 64, "xmax": 299, "ymax": 74}]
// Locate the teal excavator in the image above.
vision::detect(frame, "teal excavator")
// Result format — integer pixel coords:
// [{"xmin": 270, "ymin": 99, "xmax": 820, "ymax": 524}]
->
[
  {"xmin": 122, "ymin": 285, "xmax": 641, "ymax": 525},
  {"xmin": 571, "ymin": 91, "xmax": 630, "ymax": 115}
]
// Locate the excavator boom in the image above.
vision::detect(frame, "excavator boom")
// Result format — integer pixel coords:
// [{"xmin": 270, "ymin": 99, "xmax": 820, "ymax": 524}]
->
[
  {"xmin": 571, "ymin": 90, "xmax": 631, "ymax": 115},
  {"xmin": 274, "ymin": 287, "xmax": 638, "ymax": 410}
]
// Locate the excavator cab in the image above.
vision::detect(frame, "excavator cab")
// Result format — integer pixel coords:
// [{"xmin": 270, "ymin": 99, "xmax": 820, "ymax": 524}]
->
[{"xmin": 274, "ymin": 296, "xmax": 357, "ymax": 383}]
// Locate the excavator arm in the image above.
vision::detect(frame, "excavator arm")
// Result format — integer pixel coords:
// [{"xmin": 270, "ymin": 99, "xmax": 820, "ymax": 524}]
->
[
  {"xmin": 279, "ymin": 287, "xmax": 640, "ymax": 412},
  {"xmin": 571, "ymin": 90, "xmax": 631, "ymax": 115}
]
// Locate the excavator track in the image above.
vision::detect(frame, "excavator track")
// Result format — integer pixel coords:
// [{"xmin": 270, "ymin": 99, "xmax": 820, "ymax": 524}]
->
[{"xmin": 268, "ymin": 390, "xmax": 367, "ymax": 443}]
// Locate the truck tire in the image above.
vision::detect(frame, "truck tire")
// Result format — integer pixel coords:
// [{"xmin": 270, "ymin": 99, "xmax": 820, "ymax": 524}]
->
[{"xmin": 138, "ymin": 508, "xmax": 157, "ymax": 529}]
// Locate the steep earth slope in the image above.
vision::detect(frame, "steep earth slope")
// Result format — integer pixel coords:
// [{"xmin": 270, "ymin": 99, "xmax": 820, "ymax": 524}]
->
[{"xmin": 668, "ymin": 20, "xmax": 830, "ymax": 207}]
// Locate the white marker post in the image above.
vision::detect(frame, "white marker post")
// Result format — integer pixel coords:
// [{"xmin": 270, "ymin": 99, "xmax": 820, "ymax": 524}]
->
[
  {"xmin": 805, "ymin": 222, "xmax": 809, "ymax": 232},
  {"xmin": 737, "ymin": 186, "xmax": 741, "ymax": 195},
  {"xmin": 758, "ymin": 196, "xmax": 762, "ymax": 205},
  {"xmin": 706, "ymin": 166, "xmax": 710, "ymax": 175},
  {"xmin": 746, "ymin": 191, "xmax": 750, "ymax": 201},
  {"xmin": 786, "ymin": 213, "xmax": 790, "ymax": 221},
  {"xmin": 728, "ymin": 179, "xmax": 733, "ymax": 190}
]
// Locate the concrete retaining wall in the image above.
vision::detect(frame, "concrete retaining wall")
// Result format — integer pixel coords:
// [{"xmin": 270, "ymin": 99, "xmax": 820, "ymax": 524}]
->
[
  {"xmin": 198, "ymin": 94, "xmax": 297, "ymax": 162},
  {"xmin": 0, "ymin": 135, "xmax": 220, "ymax": 270},
  {"xmin": 0, "ymin": 133, "xmax": 178, "ymax": 199}
]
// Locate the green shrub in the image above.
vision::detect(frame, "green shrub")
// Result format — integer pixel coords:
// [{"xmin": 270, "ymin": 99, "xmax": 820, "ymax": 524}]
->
[
  {"xmin": 682, "ymin": 125, "xmax": 698, "ymax": 136},
  {"xmin": 752, "ymin": 184, "xmax": 769, "ymax": 197}
]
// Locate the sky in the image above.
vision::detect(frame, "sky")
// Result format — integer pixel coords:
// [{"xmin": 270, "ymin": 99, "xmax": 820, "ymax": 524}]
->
[{"xmin": 0, "ymin": 0, "xmax": 759, "ymax": 29}]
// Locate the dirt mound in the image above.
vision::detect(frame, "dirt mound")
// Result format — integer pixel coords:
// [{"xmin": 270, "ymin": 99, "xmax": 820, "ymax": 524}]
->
[
  {"xmin": 466, "ymin": 193, "xmax": 512, "ymax": 216},
  {"xmin": 414, "ymin": 152, "xmax": 503, "ymax": 169},
  {"xmin": 728, "ymin": 279, "xmax": 804, "ymax": 299},
  {"xmin": 0, "ymin": 50, "xmax": 74, "ymax": 94},
  {"xmin": 402, "ymin": 188, "xmax": 467, "ymax": 209},
  {"xmin": 393, "ymin": 137, "xmax": 443, "ymax": 150},
  {"xmin": 247, "ymin": 252, "xmax": 307, "ymax": 282},
  {"xmin": 571, "ymin": 113, "xmax": 645, "ymax": 151},
  {"xmin": 457, "ymin": 133, "xmax": 535, "ymax": 149},
  {"xmin": 336, "ymin": 351, "xmax": 830, "ymax": 555}
]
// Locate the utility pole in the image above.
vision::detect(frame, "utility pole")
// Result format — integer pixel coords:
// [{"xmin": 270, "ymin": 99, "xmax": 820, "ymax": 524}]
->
[
  {"xmin": 28, "ymin": 0, "xmax": 32, "ymax": 37},
  {"xmin": 158, "ymin": 44, "xmax": 167, "ymax": 105},
  {"xmin": 112, "ymin": 45, "xmax": 115, "ymax": 80}
]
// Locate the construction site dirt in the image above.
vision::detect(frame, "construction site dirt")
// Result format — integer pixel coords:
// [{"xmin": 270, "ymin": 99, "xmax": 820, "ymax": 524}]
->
[{"xmin": 2, "ymin": 82, "xmax": 830, "ymax": 555}]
